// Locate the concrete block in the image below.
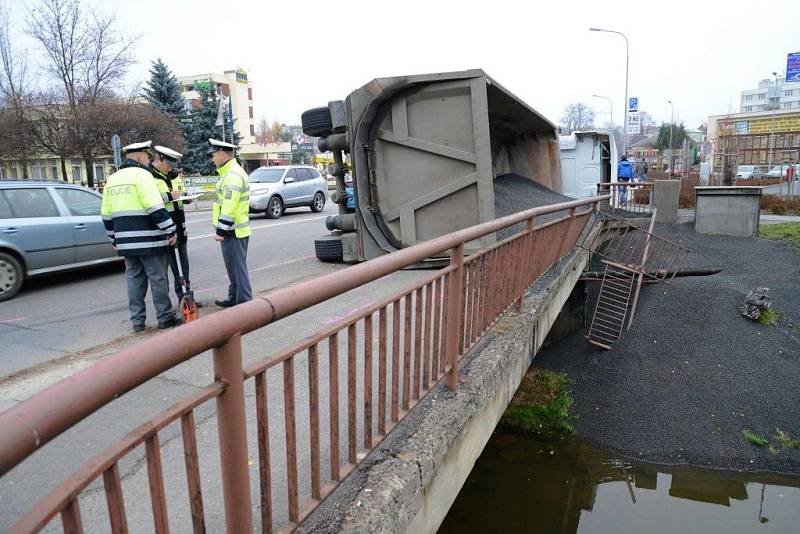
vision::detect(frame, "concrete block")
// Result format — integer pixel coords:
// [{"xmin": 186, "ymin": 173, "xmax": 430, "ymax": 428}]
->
[
  {"xmin": 654, "ymin": 180, "xmax": 679, "ymax": 223},
  {"xmin": 694, "ymin": 186, "xmax": 762, "ymax": 237}
]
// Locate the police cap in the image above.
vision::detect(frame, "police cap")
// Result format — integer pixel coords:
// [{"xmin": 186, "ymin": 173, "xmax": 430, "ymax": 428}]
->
[
  {"xmin": 208, "ymin": 138, "xmax": 239, "ymax": 155},
  {"xmin": 121, "ymin": 140, "xmax": 153, "ymax": 155}
]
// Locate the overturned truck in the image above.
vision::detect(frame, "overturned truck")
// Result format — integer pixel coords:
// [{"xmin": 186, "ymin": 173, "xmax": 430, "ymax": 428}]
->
[{"xmin": 302, "ymin": 69, "xmax": 565, "ymax": 262}]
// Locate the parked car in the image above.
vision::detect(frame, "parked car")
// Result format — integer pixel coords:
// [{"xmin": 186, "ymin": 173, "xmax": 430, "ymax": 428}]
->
[
  {"xmin": 248, "ymin": 165, "xmax": 328, "ymax": 219},
  {"xmin": 0, "ymin": 181, "xmax": 122, "ymax": 302},
  {"xmin": 766, "ymin": 164, "xmax": 800, "ymax": 179},
  {"xmin": 736, "ymin": 165, "xmax": 766, "ymax": 179}
]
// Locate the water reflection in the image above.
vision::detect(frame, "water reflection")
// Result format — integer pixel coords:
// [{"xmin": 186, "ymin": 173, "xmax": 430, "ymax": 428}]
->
[{"xmin": 439, "ymin": 432, "xmax": 800, "ymax": 533}]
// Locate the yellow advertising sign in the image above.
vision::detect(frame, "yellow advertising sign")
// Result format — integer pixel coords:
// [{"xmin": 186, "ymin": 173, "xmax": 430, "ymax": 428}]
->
[{"xmin": 719, "ymin": 114, "xmax": 800, "ymax": 135}]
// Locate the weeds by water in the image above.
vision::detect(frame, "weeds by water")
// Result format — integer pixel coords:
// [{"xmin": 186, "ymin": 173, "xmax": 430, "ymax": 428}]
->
[
  {"xmin": 743, "ymin": 427, "xmax": 800, "ymax": 451},
  {"xmin": 758, "ymin": 308, "xmax": 780, "ymax": 326},
  {"xmin": 501, "ymin": 369, "xmax": 575, "ymax": 438},
  {"xmin": 743, "ymin": 428, "xmax": 768, "ymax": 448}
]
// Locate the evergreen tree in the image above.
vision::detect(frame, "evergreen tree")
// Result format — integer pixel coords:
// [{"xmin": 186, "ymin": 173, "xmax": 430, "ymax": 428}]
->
[
  {"xmin": 183, "ymin": 86, "xmax": 243, "ymax": 175},
  {"xmin": 142, "ymin": 59, "xmax": 185, "ymax": 117}
]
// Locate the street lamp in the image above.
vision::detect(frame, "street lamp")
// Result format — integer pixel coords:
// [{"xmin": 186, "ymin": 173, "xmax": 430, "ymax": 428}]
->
[
  {"xmin": 590, "ymin": 27, "xmax": 629, "ymax": 156},
  {"xmin": 767, "ymin": 71, "xmax": 779, "ymax": 171},
  {"xmin": 668, "ymin": 100, "xmax": 674, "ymax": 174},
  {"xmin": 592, "ymin": 94, "xmax": 613, "ymax": 126}
]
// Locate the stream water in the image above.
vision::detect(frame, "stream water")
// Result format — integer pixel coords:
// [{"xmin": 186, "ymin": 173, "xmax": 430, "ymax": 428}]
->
[{"xmin": 439, "ymin": 431, "xmax": 800, "ymax": 534}]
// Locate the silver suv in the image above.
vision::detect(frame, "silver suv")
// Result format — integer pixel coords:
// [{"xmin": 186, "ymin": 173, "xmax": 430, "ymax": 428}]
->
[
  {"xmin": 0, "ymin": 181, "xmax": 121, "ymax": 301},
  {"xmin": 248, "ymin": 165, "xmax": 328, "ymax": 219}
]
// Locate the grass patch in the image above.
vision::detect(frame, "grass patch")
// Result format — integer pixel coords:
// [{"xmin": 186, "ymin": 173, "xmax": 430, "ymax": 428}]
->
[
  {"xmin": 775, "ymin": 429, "xmax": 800, "ymax": 449},
  {"xmin": 758, "ymin": 307, "xmax": 780, "ymax": 326},
  {"xmin": 743, "ymin": 428, "xmax": 768, "ymax": 448},
  {"xmin": 500, "ymin": 369, "xmax": 575, "ymax": 438},
  {"xmin": 759, "ymin": 222, "xmax": 800, "ymax": 251}
]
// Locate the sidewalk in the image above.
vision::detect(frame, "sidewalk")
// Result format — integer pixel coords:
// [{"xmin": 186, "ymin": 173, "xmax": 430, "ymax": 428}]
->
[{"xmin": 679, "ymin": 209, "xmax": 800, "ymax": 225}]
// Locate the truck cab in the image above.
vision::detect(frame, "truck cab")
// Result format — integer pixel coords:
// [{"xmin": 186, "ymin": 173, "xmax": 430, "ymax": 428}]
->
[{"xmin": 558, "ymin": 131, "xmax": 618, "ymax": 198}]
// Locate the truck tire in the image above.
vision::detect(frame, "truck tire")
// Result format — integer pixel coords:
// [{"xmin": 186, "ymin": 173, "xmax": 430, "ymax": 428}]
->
[
  {"xmin": 315, "ymin": 235, "xmax": 343, "ymax": 262},
  {"xmin": 302, "ymin": 107, "xmax": 333, "ymax": 138},
  {"xmin": 0, "ymin": 251, "xmax": 24, "ymax": 302}
]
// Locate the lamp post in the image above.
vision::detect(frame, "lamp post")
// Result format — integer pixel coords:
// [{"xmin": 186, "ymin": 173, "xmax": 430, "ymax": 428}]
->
[
  {"xmin": 592, "ymin": 94, "xmax": 613, "ymax": 126},
  {"xmin": 766, "ymin": 71, "xmax": 779, "ymax": 172},
  {"xmin": 590, "ymin": 27, "xmax": 629, "ymax": 156},
  {"xmin": 668, "ymin": 100, "xmax": 674, "ymax": 174}
]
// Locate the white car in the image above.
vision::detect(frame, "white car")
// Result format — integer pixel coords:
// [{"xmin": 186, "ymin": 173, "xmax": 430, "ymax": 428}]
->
[
  {"xmin": 248, "ymin": 165, "xmax": 328, "ymax": 219},
  {"xmin": 766, "ymin": 164, "xmax": 800, "ymax": 179}
]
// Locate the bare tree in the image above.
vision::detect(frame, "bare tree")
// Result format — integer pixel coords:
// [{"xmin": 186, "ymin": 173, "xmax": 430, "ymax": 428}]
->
[
  {"xmin": 27, "ymin": 89, "xmax": 75, "ymax": 180},
  {"xmin": 0, "ymin": 0, "xmax": 33, "ymax": 176},
  {"xmin": 27, "ymin": 0, "xmax": 138, "ymax": 186},
  {"xmin": 255, "ymin": 115, "xmax": 269, "ymax": 145},
  {"xmin": 559, "ymin": 102, "xmax": 595, "ymax": 134}
]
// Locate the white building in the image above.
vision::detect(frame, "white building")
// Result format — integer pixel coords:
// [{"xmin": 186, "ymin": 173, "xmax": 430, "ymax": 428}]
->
[
  {"xmin": 178, "ymin": 69, "xmax": 256, "ymax": 145},
  {"xmin": 740, "ymin": 76, "xmax": 800, "ymax": 113}
]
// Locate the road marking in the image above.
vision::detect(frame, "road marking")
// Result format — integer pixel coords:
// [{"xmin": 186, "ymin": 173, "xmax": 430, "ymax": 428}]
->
[
  {"xmin": 0, "ymin": 317, "xmax": 26, "ymax": 324},
  {"xmin": 248, "ymin": 255, "xmax": 316, "ymax": 274},
  {"xmin": 188, "ymin": 215, "xmax": 325, "ymax": 241}
]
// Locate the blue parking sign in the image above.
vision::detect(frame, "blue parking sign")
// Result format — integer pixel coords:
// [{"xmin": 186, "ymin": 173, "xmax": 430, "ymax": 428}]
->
[{"xmin": 628, "ymin": 97, "xmax": 639, "ymax": 112}]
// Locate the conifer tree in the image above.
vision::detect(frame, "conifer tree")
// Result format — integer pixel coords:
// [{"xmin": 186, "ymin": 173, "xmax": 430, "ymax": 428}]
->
[{"xmin": 142, "ymin": 59, "xmax": 185, "ymax": 117}]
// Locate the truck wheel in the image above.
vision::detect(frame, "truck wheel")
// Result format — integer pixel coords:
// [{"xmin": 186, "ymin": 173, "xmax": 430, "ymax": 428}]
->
[
  {"xmin": 0, "ymin": 251, "xmax": 24, "ymax": 302},
  {"xmin": 266, "ymin": 196, "xmax": 283, "ymax": 219},
  {"xmin": 315, "ymin": 235, "xmax": 343, "ymax": 262},
  {"xmin": 310, "ymin": 192, "xmax": 325, "ymax": 213},
  {"xmin": 302, "ymin": 107, "xmax": 333, "ymax": 138}
]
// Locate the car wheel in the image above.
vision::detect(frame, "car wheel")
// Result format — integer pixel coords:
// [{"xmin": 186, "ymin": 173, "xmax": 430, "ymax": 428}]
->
[
  {"xmin": 310, "ymin": 192, "xmax": 325, "ymax": 213},
  {"xmin": 266, "ymin": 196, "xmax": 283, "ymax": 219},
  {"xmin": 301, "ymin": 106, "xmax": 333, "ymax": 138},
  {"xmin": 0, "ymin": 252, "xmax": 24, "ymax": 302},
  {"xmin": 314, "ymin": 235, "xmax": 343, "ymax": 262}
]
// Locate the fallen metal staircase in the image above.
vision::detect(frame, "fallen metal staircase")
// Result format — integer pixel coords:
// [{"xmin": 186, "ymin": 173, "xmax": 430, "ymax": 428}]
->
[{"xmin": 586, "ymin": 261, "xmax": 636, "ymax": 349}]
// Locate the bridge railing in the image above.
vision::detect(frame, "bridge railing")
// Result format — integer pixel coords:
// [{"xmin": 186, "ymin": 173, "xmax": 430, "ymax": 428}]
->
[
  {"xmin": 0, "ymin": 194, "xmax": 607, "ymax": 533},
  {"xmin": 597, "ymin": 181, "xmax": 655, "ymax": 215}
]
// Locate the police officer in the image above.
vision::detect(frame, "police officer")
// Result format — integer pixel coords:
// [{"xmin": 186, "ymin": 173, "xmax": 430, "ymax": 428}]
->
[
  {"xmin": 151, "ymin": 145, "xmax": 196, "ymax": 303},
  {"xmin": 101, "ymin": 141, "xmax": 180, "ymax": 331},
  {"xmin": 209, "ymin": 138, "xmax": 252, "ymax": 307}
]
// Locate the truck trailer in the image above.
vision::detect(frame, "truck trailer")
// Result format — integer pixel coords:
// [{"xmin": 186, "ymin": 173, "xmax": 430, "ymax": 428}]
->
[{"xmin": 302, "ymin": 69, "xmax": 569, "ymax": 263}]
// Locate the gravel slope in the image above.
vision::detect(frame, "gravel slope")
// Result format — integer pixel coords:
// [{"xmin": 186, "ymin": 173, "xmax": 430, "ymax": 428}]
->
[{"xmin": 535, "ymin": 222, "xmax": 800, "ymax": 474}]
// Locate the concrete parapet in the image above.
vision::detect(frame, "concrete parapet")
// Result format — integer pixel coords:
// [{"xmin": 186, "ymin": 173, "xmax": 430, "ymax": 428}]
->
[
  {"xmin": 654, "ymin": 180, "xmax": 679, "ymax": 223},
  {"xmin": 694, "ymin": 186, "xmax": 762, "ymax": 237}
]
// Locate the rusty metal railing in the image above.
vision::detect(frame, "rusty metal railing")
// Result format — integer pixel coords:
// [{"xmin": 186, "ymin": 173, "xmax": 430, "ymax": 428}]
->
[
  {"xmin": 597, "ymin": 182, "xmax": 654, "ymax": 215},
  {"xmin": 0, "ymin": 195, "xmax": 606, "ymax": 533}
]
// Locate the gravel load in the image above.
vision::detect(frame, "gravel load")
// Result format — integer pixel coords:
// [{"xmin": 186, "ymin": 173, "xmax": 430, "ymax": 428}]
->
[
  {"xmin": 493, "ymin": 174, "xmax": 576, "ymax": 240},
  {"xmin": 535, "ymin": 222, "xmax": 800, "ymax": 474}
]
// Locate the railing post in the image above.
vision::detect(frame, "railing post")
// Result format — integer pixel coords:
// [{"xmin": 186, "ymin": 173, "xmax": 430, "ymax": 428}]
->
[
  {"xmin": 444, "ymin": 243, "xmax": 464, "ymax": 390},
  {"xmin": 213, "ymin": 334, "xmax": 253, "ymax": 533}
]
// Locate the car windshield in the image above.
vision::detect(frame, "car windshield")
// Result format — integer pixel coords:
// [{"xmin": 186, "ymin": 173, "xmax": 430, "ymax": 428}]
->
[{"xmin": 249, "ymin": 168, "xmax": 285, "ymax": 183}]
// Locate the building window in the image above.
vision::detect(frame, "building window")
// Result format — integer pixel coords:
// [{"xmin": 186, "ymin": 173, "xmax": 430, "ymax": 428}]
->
[
  {"xmin": 744, "ymin": 105, "xmax": 753, "ymax": 112},
  {"xmin": 744, "ymin": 94, "xmax": 753, "ymax": 102},
  {"xmin": 31, "ymin": 161, "xmax": 47, "ymax": 179},
  {"xmin": 784, "ymin": 102, "xmax": 793, "ymax": 109},
  {"xmin": 248, "ymin": 106, "xmax": 254, "ymax": 119},
  {"xmin": 250, "ymin": 124, "xmax": 256, "ymax": 137},
  {"xmin": 93, "ymin": 162, "xmax": 106, "ymax": 184},
  {"xmin": 50, "ymin": 163, "xmax": 59, "ymax": 180},
  {"xmin": 785, "ymin": 90, "xmax": 794, "ymax": 97},
  {"xmin": 7, "ymin": 166, "xmax": 17, "ymax": 179},
  {"xmin": 248, "ymin": 88, "xmax": 253, "ymax": 101},
  {"xmin": 759, "ymin": 93, "xmax": 766, "ymax": 100},
  {"xmin": 72, "ymin": 161, "xmax": 82, "ymax": 183}
]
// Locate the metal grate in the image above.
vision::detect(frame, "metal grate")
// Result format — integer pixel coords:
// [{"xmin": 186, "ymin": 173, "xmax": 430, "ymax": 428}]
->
[{"xmin": 586, "ymin": 261, "xmax": 636, "ymax": 349}]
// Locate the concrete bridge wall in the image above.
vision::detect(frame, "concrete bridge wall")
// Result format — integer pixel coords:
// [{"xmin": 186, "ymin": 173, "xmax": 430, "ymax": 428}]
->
[{"xmin": 300, "ymin": 224, "xmax": 599, "ymax": 533}]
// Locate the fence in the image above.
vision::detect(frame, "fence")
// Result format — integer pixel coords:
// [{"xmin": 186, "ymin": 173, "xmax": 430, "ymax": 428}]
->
[
  {"xmin": 0, "ymin": 195, "xmax": 606, "ymax": 533},
  {"xmin": 596, "ymin": 182, "xmax": 654, "ymax": 215}
]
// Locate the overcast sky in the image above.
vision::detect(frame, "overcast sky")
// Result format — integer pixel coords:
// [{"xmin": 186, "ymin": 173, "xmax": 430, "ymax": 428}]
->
[{"xmin": 8, "ymin": 0, "xmax": 800, "ymax": 129}]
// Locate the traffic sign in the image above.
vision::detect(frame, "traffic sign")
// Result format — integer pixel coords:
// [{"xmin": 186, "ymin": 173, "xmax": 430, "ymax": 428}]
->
[
  {"xmin": 111, "ymin": 134, "xmax": 121, "ymax": 169},
  {"xmin": 628, "ymin": 97, "xmax": 639, "ymax": 112},
  {"xmin": 626, "ymin": 112, "xmax": 641, "ymax": 134}
]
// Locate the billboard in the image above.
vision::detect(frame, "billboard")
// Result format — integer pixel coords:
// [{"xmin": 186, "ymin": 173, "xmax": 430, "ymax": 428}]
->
[{"xmin": 787, "ymin": 52, "xmax": 800, "ymax": 83}]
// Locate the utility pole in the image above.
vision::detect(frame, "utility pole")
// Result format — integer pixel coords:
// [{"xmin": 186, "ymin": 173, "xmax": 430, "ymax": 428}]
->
[
  {"xmin": 590, "ymin": 28, "xmax": 629, "ymax": 156},
  {"xmin": 766, "ymin": 71, "xmax": 779, "ymax": 173},
  {"xmin": 668, "ymin": 100, "xmax": 674, "ymax": 175}
]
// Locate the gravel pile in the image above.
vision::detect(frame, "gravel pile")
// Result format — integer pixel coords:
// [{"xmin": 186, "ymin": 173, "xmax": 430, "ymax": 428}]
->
[
  {"xmin": 536, "ymin": 222, "xmax": 800, "ymax": 474},
  {"xmin": 493, "ymin": 174, "xmax": 576, "ymax": 240}
]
